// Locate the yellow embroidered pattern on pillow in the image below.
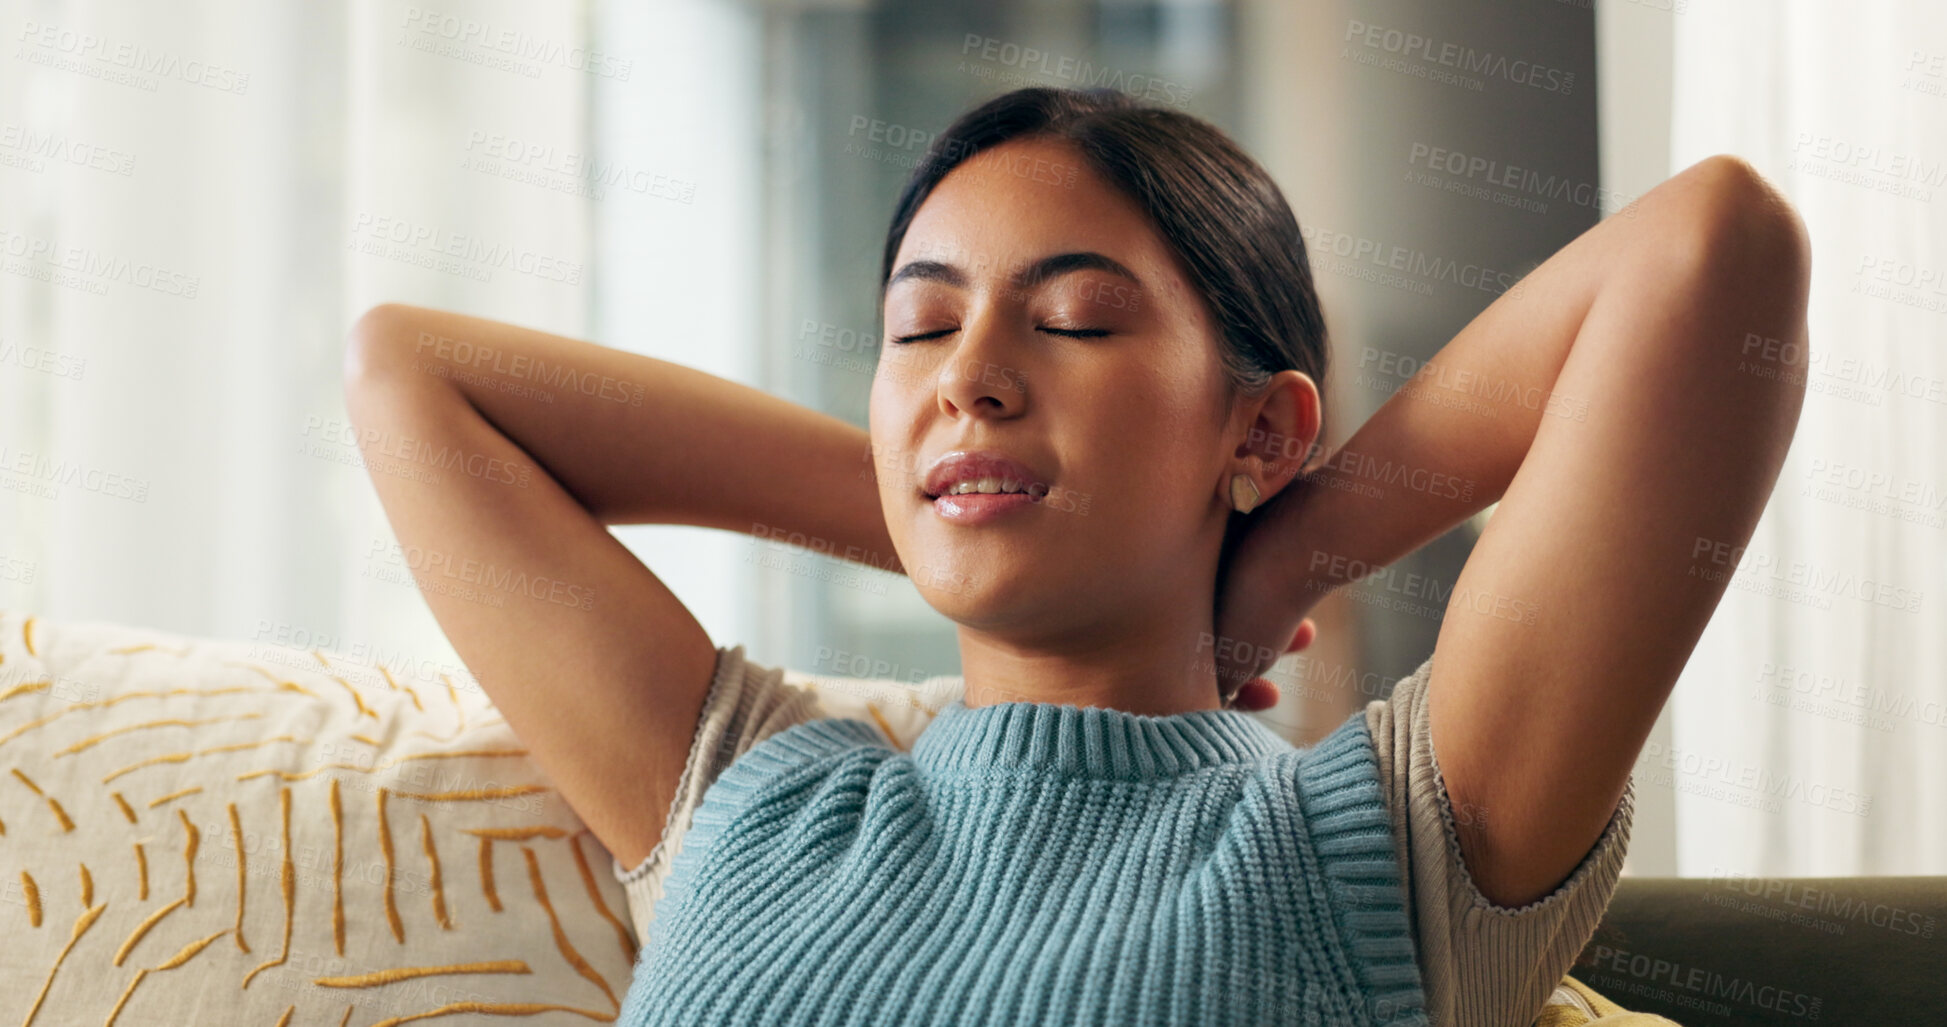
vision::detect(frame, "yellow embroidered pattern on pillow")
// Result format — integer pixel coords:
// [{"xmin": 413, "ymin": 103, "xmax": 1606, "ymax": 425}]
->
[
  {"xmin": 1536, "ymin": 973, "xmax": 1687, "ymax": 1026},
  {"xmin": 0, "ymin": 611, "xmax": 635, "ymax": 1026}
]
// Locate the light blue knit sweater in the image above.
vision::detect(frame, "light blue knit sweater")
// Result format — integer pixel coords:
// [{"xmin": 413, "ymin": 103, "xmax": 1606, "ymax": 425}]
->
[{"xmin": 618, "ymin": 695, "xmax": 1429, "ymax": 1026}]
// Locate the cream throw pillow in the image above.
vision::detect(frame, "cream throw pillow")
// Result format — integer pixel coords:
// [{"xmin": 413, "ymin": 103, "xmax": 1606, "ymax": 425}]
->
[{"xmin": 0, "ymin": 611, "xmax": 636, "ymax": 1026}]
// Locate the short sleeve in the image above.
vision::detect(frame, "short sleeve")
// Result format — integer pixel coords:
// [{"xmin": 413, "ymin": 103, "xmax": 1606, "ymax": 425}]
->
[
  {"xmin": 1365, "ymin": 653, "xmax": 1636, "ymax": 1027},
  {"xmin": 608, "ymin": 643, "xmax": 965, "ymax": 946}
]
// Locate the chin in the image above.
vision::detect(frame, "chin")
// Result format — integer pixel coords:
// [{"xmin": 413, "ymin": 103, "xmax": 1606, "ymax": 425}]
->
[{"xmin": 907, "ymin": 552, "xmax": 1052, "ymax": 630}]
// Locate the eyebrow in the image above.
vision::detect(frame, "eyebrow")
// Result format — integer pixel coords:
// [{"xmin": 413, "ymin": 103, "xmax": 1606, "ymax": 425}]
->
[{"xmin": 885, "ymin": 251, "xmax": 1144, "ymax": 294}]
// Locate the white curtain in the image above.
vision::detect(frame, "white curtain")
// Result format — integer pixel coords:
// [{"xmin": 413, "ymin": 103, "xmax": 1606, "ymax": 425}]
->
[
  {"xmin": 1666, "ymin": 0, "xmax": 1947, "ymax": 875},
  {"xmin": 0, "ymin": 1, "xmax": 762, "ymax": 688}
]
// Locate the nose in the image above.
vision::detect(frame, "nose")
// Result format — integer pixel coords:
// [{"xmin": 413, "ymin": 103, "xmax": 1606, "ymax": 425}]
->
[{"xmin": 935, "ymin": 310, "xmax": 1028, "ymax": 419}]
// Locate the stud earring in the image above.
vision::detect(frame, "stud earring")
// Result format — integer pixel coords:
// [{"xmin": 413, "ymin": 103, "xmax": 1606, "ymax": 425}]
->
[{"xmin": 1229, "ymin": 473, "xmax": 1261, "ymax": 514}]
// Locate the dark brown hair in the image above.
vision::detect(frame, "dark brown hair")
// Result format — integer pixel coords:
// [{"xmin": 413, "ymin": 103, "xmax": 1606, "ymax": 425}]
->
[{"xmin": 879, "ymin": 86, "xmax": 1330, "ymax": 430}]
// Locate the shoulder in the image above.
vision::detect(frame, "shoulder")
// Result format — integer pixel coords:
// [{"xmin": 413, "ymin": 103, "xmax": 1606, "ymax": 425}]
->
[
  {"xmin": 1294, "ymin": 697, "xmax": 1388, "ymax": 804},
  {"xmin": 708, "ymin": 713, "xmax": 891, "ymax": 796},
  {"xmin": 674, "ymin": 644, "xmax": 970, "ymax": 812},
  {"xmin": 1361, "ymin": 652, "xmax": 1433, "ymax": 782},
  {"xmin": 677, "ymin": 644, "xmax": 965, "ymax": 774},
  {"xmin": 611, "ymin": 643, "xmax": 965, "ymax": 944},
  {"xmin": 777, "ymin": 659, "xmax": 966, "ymax": 751},
  {"xmin": 692, "ymin": 658, "xmax": 971, "ymax": 828}
]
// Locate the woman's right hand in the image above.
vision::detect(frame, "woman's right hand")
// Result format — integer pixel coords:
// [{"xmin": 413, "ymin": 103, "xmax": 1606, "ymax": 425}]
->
[
  {"xmin": 1224, "ymin": 618, "xmax": 1316, "ymax": 712},
  {"xmin": 1211, "ymin": 471, "xmax": 1334, "ymax": 709}
]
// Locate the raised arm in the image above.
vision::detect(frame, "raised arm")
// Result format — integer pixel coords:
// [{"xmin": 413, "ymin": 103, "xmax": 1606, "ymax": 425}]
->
[
  {"xmin": 357, "ymin": 303, "xmax": 902, "ymax": 565},
  {"xmin": 1238, "ymin": 155, "xmax": 1810, "ymax": 907},
  {"xmin": 340, "ymin": 304, "xmax": 898, "ymax": 870}
]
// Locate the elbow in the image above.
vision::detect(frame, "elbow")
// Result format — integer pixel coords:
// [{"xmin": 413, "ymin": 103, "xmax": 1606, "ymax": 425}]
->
[
  {"xmin": 341, "ymin": 302, "xmax": 420, "ymax": 389},
  {"xmin": 1665, "ymin": 155, "xmax": 1814, "ymax": 372},
  {"xmin": 1676, "ymin": 156, "xmax": 1813, "ymax": 440},
  {"xmin": 1678, "ymin": 154, "xmax": 1813, "ymax": 300}
]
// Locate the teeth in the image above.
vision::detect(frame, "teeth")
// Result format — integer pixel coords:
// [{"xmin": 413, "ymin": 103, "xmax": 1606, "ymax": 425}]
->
[{"xmin": 944, "ymin": 475, "xmax": 1033, "ymax": 496}]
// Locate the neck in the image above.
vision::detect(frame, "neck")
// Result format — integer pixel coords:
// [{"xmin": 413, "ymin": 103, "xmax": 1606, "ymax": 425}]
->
[{"xmin": 953, "ymin": 613, "xmax": 1226, "ymax": 716}]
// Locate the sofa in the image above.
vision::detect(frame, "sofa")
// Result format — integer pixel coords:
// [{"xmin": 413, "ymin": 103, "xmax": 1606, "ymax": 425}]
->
[
  {"xmin": 3, "ymin": 609, "xmax": 1932, "ymax": 1025},
  {"xmin": 1573, "ymin": 874, "xmax": 1945, "ymax": 1025}
]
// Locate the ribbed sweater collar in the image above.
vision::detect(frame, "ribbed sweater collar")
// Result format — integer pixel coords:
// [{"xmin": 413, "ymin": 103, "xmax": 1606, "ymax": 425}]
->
[{"xmin": 909, "ymin": 698, "xmax": 1290, "ymax": 779}]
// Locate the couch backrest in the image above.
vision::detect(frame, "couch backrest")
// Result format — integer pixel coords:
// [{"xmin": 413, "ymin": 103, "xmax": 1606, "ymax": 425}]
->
[{"xmin": 1574, "ymin": 875, "xmax": 1947, "ymax": 1025}]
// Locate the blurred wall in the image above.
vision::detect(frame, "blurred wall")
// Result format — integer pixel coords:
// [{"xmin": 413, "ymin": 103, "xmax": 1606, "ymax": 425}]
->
[{"xmin": 1239, "ymin": 0, "xmax": 1602, "ymax": 742}]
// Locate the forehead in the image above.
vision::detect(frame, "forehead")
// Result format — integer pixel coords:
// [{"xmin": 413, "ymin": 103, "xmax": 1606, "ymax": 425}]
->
[{"xmin": 891, "ymin": 136, "xmax": 1184, "ymax": 290}]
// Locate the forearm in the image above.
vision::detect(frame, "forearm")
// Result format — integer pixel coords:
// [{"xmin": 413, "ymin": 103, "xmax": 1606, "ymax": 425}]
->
[
  {"xmin": 343, "ymin": 303, "xmax": 903, "ymax": 574},
  {"xmin": 1276, "ymin": 272, "xmax": 1591, "ymax": 597}
]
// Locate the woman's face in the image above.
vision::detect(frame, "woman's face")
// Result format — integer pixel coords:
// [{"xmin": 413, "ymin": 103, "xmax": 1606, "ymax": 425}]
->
[{"xmin": 870, "ymin": 134, "xmax": 1242, "ymax": 639}]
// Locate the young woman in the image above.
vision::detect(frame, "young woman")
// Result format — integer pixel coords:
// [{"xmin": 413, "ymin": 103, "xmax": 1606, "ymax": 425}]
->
[{"xmin": 342, "ymin": 87, "xmax": 1809, "ymax": 1026}]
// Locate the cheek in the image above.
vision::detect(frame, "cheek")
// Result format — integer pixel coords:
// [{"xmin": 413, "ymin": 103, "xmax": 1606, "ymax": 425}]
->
[
  {"xmin": 1131, "ymin": 358, "xmax": 1219, "ymax": 446},
  {"xmin": 870, "ymin": 350, "xmax": 931, "ymax": 422},
  {"xmin": 1074, "ymin": 369, "xmax": 1219, "ymax": 518},
  {"xmin": 867, "ymin": 367, "xmax": 910, "ymax": 446},
  {"xmin": 867, "ymin": 374, "xmax": 932, "ymax": 512}
]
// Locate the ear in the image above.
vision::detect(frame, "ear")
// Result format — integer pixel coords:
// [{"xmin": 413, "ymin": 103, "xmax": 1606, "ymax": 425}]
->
[{"xmin": 1225, "ymin": 370, "xmax": 1321, "ymax": 508}]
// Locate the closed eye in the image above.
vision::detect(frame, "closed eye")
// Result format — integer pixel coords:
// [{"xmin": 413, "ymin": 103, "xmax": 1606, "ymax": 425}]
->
[
  {"xmin": 887, "ymin": 326, "xmax": 1112, "ymax": 344},
  {"xmin": 889, "ymin": 328, "xmax": 955, "ymax": 344}
]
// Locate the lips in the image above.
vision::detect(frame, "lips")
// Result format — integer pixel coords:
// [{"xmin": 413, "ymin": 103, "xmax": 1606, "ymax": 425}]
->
[{"xmin": 921, "ymin": 450, "xmax": 1052, "ymax": 500}]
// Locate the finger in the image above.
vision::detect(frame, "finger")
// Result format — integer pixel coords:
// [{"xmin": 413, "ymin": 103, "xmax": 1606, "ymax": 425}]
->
[
  {"xmin": 1229, "ymin": 678, "xmax": 1282, "ymax": 712},
  {"xmin": 1287, "ymin": 618, "xmax": 1317, "ymax": 653}
]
